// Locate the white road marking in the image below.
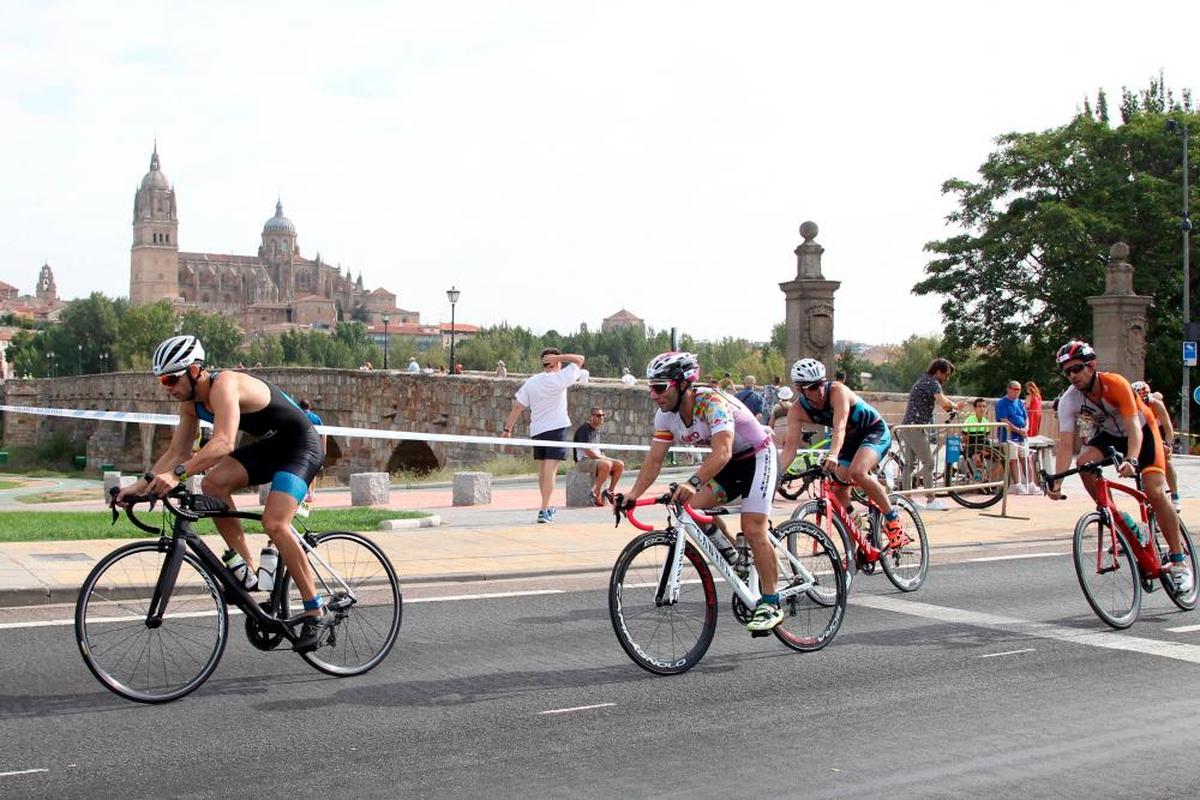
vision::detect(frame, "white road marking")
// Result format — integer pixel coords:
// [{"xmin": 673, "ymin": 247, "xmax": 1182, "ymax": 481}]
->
[
  {"xmin": 0, "ymin": 768, "xmax": 48, "ymax": 778},
  {"xmin": 978, "ymin": 648, "xmax": 1036, "ymax": 658},
  {"xmin": 967, "ymin": 552, "xmax": 1067, "ymax": 563},
  {"xmin": 409, "ymin": 589, "xmax": 564, "ymax": 603},
  {"xmin": 1165, "ymin": 623, "xmax": 1200, "ymax": 633},
  {"xmin": 538, "ymin": 702, "xmax": 616, "ymax": 715},
  {"xmin": 0, "ymin": 590, "xmax": 566, "ymax": 629},
  {"xmin": 852, "ymin": 595, "xmax": 1200, "ymax": 664}
]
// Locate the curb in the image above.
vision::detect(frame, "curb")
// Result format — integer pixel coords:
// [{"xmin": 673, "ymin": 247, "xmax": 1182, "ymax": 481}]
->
[{"xmin": 377, "ymin": 515, "xmax": 442, "ymax": 531}]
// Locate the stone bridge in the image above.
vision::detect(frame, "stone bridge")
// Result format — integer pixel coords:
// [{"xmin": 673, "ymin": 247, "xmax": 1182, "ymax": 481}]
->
[
  {"xmin": 0, "ymin": 370, "xmax": 664, "ymax": 478},
  {"xmin": 0, "ymin": 370, "xmax": 1044, "ymax": 478}
]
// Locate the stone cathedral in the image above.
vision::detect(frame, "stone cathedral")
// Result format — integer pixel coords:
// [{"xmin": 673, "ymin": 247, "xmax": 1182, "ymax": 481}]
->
[{"xmin": 128, "ymin": 146, "xmax": 416, "ymax": 332}]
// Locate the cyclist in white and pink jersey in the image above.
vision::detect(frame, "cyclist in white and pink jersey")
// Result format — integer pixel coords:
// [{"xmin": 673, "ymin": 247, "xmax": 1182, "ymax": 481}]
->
[{"xmin": 617, "ymin": 352, "xmax": 782, "ymax": 633}]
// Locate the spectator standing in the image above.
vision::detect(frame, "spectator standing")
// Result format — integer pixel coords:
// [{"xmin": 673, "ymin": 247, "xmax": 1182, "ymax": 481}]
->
[
  {"xmin": 1024, "ymin": 380, "xmax": 1043, "ymax": 437},
  {"xmin": 995, "ymin": 380, "xmax": 1033, "ymax": 493},
  {"xmin": 406, "ymin": 356, "xmax": 420, "ymax": 374},
  {"xmin": 735, "ymin": 375, "xmax": 764, "ymax": 418},
  {"xmin": 453, "ymin": 362, "xmax": 464, "ymax": 375},
  {"xmin": 572, "ymin": 407, "xmax": 625, "ymax": 506},
  {"xmin": 760, "ymin": 377, "xmax": 781, "ymax": 424},
  {"xmin": 495, "ymin": 360, "xmax": 507, "ymax": 378},
  {"xmin": 718, "ymin": 372, "xmax": 735, "ymax": 391},
  {"xmin": 899, "ymin": 357, "xmax": 960, "ymax": 509},
  {"xmin": 620, "ymin": 367, "xmax": 637, "ymax": 386},
  {"xmin": 500, "ymin": 347, "xmax": 586, "ymax": 523}
]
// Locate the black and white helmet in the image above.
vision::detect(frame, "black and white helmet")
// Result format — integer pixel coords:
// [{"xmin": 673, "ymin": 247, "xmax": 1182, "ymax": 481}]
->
[
  {"xmin": 152, "ymin": 335, "xmax": 205, "ymax": 376},
  {"xmin": 645, "ymin": 351, "xmax": 701, "ymax": 383},
  {"xmin": 790, "ymin": 358, "xmax": 826, "ymax": 385}
]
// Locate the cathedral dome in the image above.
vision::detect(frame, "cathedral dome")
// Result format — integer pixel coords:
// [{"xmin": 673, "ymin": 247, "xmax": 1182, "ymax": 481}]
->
[
  {"xmin": 140, "ymin": 149, "xmax": 169, "ymax": 191},
  {"xmin": 263, "ymin": 200, "xmax": 296, "ymax": 234}
]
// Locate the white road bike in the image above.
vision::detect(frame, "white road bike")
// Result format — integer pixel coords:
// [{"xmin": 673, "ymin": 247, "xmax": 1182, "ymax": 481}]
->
[{"xmin": 606, "ymin": 488, "xmax": 847, "ymax": 675}]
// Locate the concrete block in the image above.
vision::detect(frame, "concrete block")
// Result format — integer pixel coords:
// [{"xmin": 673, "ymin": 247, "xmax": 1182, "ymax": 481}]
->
[
  {"xmin": 452, "ymin": 472, "xmax": 492, "ymax": 506},
  {"xmin": 351, "ymin": 472, "xmax": 390, "ymax": 507},
  {"xmin": 259, "ymin": 484, "xmax": 271, "ymax": 505},
  {"xmin": 102, "ymin": 472, "xmax": 137, "ymax": 501},
  {"xmin": 566, "ymin": 467, "xmax": 596, "ymax": 508}
]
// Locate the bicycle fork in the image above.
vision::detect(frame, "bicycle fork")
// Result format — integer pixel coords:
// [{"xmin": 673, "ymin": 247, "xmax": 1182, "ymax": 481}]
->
[{"xmin": 146, "ymin": 535, "xmax": 187, "ymax": 628}]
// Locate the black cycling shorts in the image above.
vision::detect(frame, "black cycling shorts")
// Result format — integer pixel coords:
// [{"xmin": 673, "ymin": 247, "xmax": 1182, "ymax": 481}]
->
[
  {"xmin": 230, "ymin": 428, "xmax": 324, "ymax": 501},
  {"xmin": 1086, "ymin": 425, "xmax": 1162, "ymax": 475}
]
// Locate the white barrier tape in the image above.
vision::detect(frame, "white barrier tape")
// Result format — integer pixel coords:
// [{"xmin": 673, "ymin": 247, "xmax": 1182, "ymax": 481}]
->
[{"xmin": 0, "ymin": 403, "xmax": 722, "ymax": 455}]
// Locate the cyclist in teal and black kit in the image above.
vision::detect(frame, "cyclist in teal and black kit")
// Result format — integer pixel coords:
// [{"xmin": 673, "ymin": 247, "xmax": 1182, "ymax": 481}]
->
[
  {"xmin": 116, "ymin": 335, "xmax": 331, "ymax": 651},
  {"xmin": 778, "ymin": 358, "xmax": 910, "ymax": 544}
]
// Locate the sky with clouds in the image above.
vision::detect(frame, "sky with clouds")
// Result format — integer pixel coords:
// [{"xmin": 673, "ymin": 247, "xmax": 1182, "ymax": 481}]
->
[{"xmin": 1, "ymin": 1, "xmax": 1196, "ymax": 346}]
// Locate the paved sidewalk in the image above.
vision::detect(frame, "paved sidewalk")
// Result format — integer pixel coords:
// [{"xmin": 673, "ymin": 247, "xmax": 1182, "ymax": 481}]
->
[{"xmin": 4, "ymin": 476, "xmax": 1195, "ymax": 606}]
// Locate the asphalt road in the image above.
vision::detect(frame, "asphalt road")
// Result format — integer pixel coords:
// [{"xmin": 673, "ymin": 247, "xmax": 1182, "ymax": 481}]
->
[{"xmin": 3, "ymin": 542, "xmax": 1200, "ymax": 799}]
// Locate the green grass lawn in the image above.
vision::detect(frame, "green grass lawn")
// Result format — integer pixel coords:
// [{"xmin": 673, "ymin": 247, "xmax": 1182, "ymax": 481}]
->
[
  {"xmin": 0, "ymin": 480, "xmax": 23, "ymax": 491},
  {"xmin": 0, "ymin": 507, "xmax": 429, "ymax": 542}
]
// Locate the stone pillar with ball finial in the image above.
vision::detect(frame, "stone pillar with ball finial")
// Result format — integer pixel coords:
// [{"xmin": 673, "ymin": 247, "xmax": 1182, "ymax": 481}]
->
[
  {"xmin": 1086, "ymin": 242, "xmax": 1152, "ymax": 379},
  {"xmin": 779, "ymin": 221, "xmax": 841, "ymax": 372}
]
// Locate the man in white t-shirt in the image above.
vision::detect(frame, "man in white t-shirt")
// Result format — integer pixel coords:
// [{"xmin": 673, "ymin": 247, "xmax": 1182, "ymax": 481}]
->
[{"xmin": 500, "ymin": 347, "xmax": 586, "ymax": 523}]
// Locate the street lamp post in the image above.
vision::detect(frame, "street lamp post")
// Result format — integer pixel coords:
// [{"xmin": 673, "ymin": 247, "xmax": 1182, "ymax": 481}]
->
[
  {"xmin": 46, "ymin": 351, "xmax": 55, "ymax": 378},
  {"xmin": 1168, "ymin": 118, "xmax": 1192, "ymax": 434},
  {"xmin": 446, "ymin": 286, "xmax": 460, "ymax": 374},
  {"xmin": 77, "ymin": 343, "xmax": 82, "ymax": 375},
  {"xmin": 381, "ymin": 313, "xmax": 391, "ymax": 370},
  {"xmin": 99, "ymin": 352, "xmax": 109, "ymax": 372}
]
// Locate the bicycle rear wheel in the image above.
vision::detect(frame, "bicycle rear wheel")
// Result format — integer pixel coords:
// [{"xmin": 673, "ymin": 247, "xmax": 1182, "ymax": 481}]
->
[
  {"xmin": 1072, "ymin": 512, "xmax": 1141, "ymax": 628},
  {"xmin": 769, "ymin": 520, "xmax": 846, "ymax": 652},
  {"xmin": 277, "ymin": 531, "xmax": 403, "ymax": 676},
  {"xmin": 945, "ymin": 446, "xmax": 1005, "ymax": 509},
  {"xmin": 874, "ymin": 496, "xmax": 929, "ymax": 592},
  {"xmin": 75, "ymin": 540, "xmax": 227, "ymax": 703},
  {"xmin": 789, "ymin": 499, "xmax": 855, "ymax": 599},
  {"xmin": 609, "ymin": 530, "xmax": 717, "ymax": 675},
  {"xmin": 1155, "ymin": 518, "xmax": 1199, "ymax": 611}
]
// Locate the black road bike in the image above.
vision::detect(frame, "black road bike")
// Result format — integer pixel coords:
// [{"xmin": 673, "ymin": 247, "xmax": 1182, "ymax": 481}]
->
[{"xmin": 75, "ymin": 481, "xmax": 403, "ymax": 703}]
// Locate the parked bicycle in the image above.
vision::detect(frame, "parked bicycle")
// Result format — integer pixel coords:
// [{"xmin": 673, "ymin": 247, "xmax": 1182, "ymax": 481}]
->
[
  {"xmin": 780, "ymin": 464, "xmax": 928, "ymax": 594},
  {"xmin": 605, "ymin": 487, "xmax": 846, "ymax": 675},
  {"xmin": 75, "ymin": 480, "xmax": 403, "ymax": 703},
  {"xmin": 1043, "ymin": 448, "xmax": 1198, "ymax": 629}
]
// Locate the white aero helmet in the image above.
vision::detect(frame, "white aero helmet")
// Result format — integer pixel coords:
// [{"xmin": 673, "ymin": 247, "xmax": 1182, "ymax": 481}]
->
[
  {"xmin": 152, "ymin": 335, "xmax": 205, "ymax": 376},
  {"xmin": 645, "ymin": 351, "xmax": 701, "ymax": 383},
  {"xmin": 1131, "ymin": 380, "xmax": 1150, "ymax": 399},
  {"xmin": 790, "ymin": 358, "xmax": 826, "ymax": 385}
]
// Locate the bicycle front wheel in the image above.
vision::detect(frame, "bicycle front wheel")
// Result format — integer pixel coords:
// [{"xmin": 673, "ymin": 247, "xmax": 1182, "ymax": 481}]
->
[
  {"xmin": 277, "ymin": 531, "xmax": 403, "ymax": 676},
  {"xmin": 1157, "ymin": 518, "xmax": 1199, "ymax": 611},
  {"xmin": 945, "ymin": 447, "xmax": 1005, "ymax": 509},
  {"xmin": 789, "ymin": 499, "xmax": 855, "ymax": 599},
  {"xmin": 1072, "ymin": 512, "xmax": 1141, "ymax": 629},
  {"xmin": 75, "ymin": 540, "xmax": 227, "ymax": 703},
  {"xmin": 874, "ymin": 496, "xmax": 929, "ymax": 592},
  {"xmin": 609, "ymin": 530, "xmax": 717, "ymax": 675},
  {"xmin": 770, "ymin": 520, "xmax": 846, "ymax": 652}
]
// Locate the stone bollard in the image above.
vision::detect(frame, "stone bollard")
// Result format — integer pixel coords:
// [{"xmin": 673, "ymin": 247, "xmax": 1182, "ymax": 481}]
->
[
  {"xmin": 566, "ymin": 467, "xmax": 596, "ymax": 508},
  {"xmin": 258, "ymin": 484, "xmax": 271, "ymax": 505},
  {"xmin": 452, "ymin": 472, "xmax": 492, "ymax": 506},
  {"xmin": 102, "ymin": 472, "xmax": 138, "ymax": 501},
  {"xmin": 350, "ymin": 472, "xmax": 390, "ymax": 507}
]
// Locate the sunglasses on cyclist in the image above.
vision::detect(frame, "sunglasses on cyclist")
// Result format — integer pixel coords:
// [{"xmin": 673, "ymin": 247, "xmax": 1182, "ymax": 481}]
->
[
  {"xmin": 797, "ymin": 381, "xmax": 823, "ymax": 391},
  {"xmin": 1062, "ymin": 363, "xmax": 1089, "ymax": 376},
  {"xmin": 648, "ymin": 382, "xmax": 672, "ymax": 396},
  {"xmin": 158, "ymin": 371, "xmax": 187, "ymax": 387}
]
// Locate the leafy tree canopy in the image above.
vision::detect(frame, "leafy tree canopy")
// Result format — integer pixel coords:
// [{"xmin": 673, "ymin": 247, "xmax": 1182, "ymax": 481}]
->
[{"xmin": 915, "ymin": 75, "xmax": 1197, "ymax": 406}]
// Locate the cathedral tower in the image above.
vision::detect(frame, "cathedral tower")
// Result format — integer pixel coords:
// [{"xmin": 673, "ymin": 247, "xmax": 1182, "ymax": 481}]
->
[
  {"xmin": 130, "ymin": 144, "xmax": 180, "ymax": 305},
  {"xmin": 259, "ymin": 199, "xmax": 298, "ymax": 303}
]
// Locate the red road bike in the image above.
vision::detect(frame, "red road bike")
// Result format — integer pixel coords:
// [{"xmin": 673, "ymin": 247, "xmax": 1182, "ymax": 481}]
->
[
  {"xmin": 780, "ymin": 464, "xmax": 929, "ymax": 593},
  {"xmin": 1043, "ymin": 448, "xmax": 1198, "ymax": 628}
]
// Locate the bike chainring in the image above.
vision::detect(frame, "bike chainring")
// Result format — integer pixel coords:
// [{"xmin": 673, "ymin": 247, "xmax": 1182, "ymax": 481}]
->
[{"xmin": 244, "ymin": 602, "xmax": 286, "ymax": 651}]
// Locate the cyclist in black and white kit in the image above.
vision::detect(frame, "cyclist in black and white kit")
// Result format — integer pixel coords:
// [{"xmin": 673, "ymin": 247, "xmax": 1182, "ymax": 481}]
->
[
  {"xmin": 618, "ymin": 352, "xmax": 782, "ymax": 633},
  {"xmin": 116, "ymin": 336, "xmax": 330, "ymax": 651}
]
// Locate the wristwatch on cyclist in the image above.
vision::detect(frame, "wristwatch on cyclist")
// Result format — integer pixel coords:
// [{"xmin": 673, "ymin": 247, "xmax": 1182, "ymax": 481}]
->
[
  {"xmin": 173, "ymin": 464, "xmax": 189, "ymax": 481},
  {"xmin": 687, "ymin": 474, "xmax": 704, "ymax": 491},
  {"xmin": 1124, "ymin": 458, "xmax": 1139, "ymax": 470}
]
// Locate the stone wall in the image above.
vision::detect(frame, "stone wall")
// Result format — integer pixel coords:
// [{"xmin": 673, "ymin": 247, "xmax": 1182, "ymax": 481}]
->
[{"xmin": 0, "ymin": 371, "xmax": 1060, "ymax": 477}]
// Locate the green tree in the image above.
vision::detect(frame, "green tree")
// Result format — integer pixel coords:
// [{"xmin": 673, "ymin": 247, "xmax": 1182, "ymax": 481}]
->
[
  {"xmin": 916, "ymin": 78, "xmax": 1198, "ymax": 407},
  {"xmin": 116, "ymin": 301, "xmax": 177, "ymax": 370},
  {"xmin": 179, "ymin": 310, "xmax": 243, "ymax": 367}
]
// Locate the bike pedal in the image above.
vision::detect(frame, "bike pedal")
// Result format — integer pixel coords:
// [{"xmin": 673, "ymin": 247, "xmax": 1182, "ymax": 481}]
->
[{"xmin": 749, "ymin": 629, "xmax": 772, "ymax": 638}]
